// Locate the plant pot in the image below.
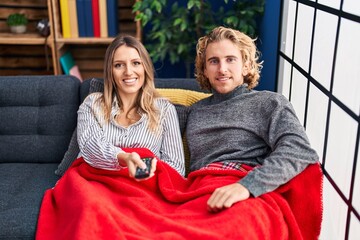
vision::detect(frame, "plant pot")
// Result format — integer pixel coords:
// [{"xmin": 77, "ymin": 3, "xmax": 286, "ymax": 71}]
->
[{"xmin": 9, "ymin": 25, "xmax": 27, "ymax": 34}]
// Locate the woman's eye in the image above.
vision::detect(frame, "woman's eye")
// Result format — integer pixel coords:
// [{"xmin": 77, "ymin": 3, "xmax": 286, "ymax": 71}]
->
[
  {"xmin": 209, "ymin": 59, "xmax": 218, "ymax": 64},
  {"xmin": 227, "ymin": 57, "xmax": 236, "ymax": 63},
  {"xmin": 133, "ymin": 61, "xmax": 141, "ymax": 66},
  {"xmin": 114, "ymin": 63, "xmax": 124, "ymax": 68}
]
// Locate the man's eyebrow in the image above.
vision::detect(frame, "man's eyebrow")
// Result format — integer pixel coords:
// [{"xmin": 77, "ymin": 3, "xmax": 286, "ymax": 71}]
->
[
  {"xmin": 206, "ymin": 57, "xmax": 218, "ymax": 62},
  {"xmin": 225, "ymin": 55, "xmax": 238, "ymax": 59},
  {"xmin": 207, "ymin": 55, "xmax": 238, "ymax": 62}
]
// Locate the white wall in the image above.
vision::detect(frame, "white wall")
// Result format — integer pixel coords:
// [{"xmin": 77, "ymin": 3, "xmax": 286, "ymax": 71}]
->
[{"xmin": 278, "ymin": 1, "xmax": 360, "ymax": 239}]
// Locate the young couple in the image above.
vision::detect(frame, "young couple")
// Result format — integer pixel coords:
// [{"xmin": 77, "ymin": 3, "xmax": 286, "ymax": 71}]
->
[{"xmin": 36, "ymin": 26, "xmax": 322, "ymax": 239}]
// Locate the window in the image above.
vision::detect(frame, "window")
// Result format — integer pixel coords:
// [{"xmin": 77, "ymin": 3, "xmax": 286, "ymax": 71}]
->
[{"xmin": 277, "ymin": 1, "xmax": 360, "ymax": 239}]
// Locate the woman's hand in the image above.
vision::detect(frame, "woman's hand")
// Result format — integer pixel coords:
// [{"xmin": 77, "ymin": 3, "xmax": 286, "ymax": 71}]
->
[
  {"xmin": 207, "ymin": 182, "xmax": 250, "ymax": 213},
  {"xmin": 117, "ymin": 152, "xmax": 157, "ymax": 180}
]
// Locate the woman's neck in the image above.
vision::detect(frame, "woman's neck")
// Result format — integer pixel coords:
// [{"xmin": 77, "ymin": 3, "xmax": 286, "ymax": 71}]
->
[{"xmin": 117, "ymin": 92, "xmax": 138, "ymax": 114}]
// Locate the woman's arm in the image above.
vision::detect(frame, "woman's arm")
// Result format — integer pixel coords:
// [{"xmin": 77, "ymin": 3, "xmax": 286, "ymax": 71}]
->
[
  {"xmin": 77, "ymin": 93, "xmax": 124, "ymax": 170},
  {"xmin": 158, "ymin": 101, "xmax": 186, "ymax": 176}
]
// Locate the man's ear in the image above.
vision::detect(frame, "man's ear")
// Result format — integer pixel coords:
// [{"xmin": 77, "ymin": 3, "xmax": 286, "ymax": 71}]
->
[
  {"xmin": 242, "ymin": 61, "xmax": 250, "ymax": 76},
  {"xmin": 204, "ymin": 67, "xmax": 208, "ymax": 78}
]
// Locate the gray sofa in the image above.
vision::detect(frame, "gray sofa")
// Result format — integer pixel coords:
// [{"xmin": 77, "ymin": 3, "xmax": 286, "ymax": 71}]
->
[{"xmin": 0, "ymin": 75, "xmax": 204, "ymax": 239}]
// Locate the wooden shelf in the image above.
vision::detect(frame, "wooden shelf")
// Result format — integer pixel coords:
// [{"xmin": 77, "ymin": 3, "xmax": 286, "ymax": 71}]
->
[
  {"xmin": 56, "ymin": 37, "xmax": 114, "ymax": 44},
  {"xmin": 0, "ymin": 0, "xmax": 140, "ymax": 77},
  {"xmin": 0, "ymin": 33, "xmax": 52, "ymax": 45},
  {"xmin": 50, "ymin": 0, "xmax": 140, "ymax": 76}
]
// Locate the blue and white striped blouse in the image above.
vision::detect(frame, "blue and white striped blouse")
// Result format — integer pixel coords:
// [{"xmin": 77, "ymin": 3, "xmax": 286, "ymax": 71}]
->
[{"xmin": 77, "ymin": 92, "xmax": 185, "ymax": 176}]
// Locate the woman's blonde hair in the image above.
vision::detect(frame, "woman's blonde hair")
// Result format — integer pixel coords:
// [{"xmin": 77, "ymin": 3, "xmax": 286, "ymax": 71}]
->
[
  {"xmin": 101, "ymin": 34, "xmax": 160, "ymax": 131},
  {"xmin": 195, "ymin": 26, "xmax": 263, "ymax": 90}
]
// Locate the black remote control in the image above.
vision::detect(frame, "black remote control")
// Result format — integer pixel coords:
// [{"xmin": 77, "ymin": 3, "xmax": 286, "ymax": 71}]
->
[{"xmin": 134, "ymin": 158, "xmax": 152, "ymax": 179}]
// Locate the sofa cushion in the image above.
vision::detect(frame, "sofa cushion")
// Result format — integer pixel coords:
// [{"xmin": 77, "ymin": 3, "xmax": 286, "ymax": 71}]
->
[
  {"xmin": 56, "ymin": 78, "xmax": 100, "ymax": 176},
  {"xmin": 154, "ymin": 78, "xmax": 208, "ymax": 92},
  {"xmin": 0, "ymin": 75, "xmax": 80, "ymax": 164},
  {"xmin": 55, "ymin": 79, "xmax": 94, "ymax": 176},
  {"xmin": 54, "ymin": 130, "xmax": 80, "ymax": 176},
  {"xmin": 156, "ymin": 88, "xmax": 211, "ymax": 106},
  {"xmin": 0, "ymin": 163, "xmax": 59, "ymax": 239}
]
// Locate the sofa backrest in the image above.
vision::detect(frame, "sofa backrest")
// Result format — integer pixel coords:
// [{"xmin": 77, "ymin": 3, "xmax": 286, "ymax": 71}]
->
[
  {"xmin": 0, "ymin": 75, "xmax": 81, "ymax": 164},
  {"xmin": 80, "ymin": 77, "xmax": 209, "ymax": 96}
]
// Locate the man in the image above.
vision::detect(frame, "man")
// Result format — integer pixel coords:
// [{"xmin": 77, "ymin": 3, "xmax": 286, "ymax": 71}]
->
[{"xmin": 186, "ymin": 26, "xmax": 319, "ymax": 213}]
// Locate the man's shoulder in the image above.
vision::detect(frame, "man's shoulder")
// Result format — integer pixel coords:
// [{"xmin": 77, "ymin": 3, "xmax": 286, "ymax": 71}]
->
[{"xmin": 249, "ymin": 90, "xmax": 288, "ymax": 102}]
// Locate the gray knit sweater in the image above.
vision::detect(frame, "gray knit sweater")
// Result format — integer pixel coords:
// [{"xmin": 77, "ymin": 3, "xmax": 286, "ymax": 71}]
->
[{"xmin": 186, "ymin": 84, "xmax": 319, "ymax": 197}]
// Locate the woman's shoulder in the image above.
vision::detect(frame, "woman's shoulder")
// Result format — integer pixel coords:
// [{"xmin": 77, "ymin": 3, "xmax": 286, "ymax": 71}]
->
[
  {"xmin": 155, "ymin": 97, "xmax": 173, "ymax": 108},
  {"xmin": 154, "ymin": 97, "xmax": 179, "ymax": 117},
  {"xmin": 81, "ymin": 92, "xmax": 103, "ymax": 108},
  {"xmin": 83, "ymin": 92, "xmax": 103, "ymax": 103}
]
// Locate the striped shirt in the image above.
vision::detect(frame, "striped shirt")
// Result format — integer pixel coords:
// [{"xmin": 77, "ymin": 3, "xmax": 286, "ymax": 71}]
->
[{"xmin": 77, "ymin": 92, "xmax": 185, "ymax": 176}]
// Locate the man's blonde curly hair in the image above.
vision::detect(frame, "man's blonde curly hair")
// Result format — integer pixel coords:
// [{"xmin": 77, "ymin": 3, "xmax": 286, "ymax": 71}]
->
[{"xmin": 195, "ymin": 26, "xmax": 263, "ymax": 90}]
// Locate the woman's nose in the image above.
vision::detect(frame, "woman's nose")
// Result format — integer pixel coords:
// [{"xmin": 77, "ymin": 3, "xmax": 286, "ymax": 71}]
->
[{"xmin": 124, "ymin": 65, "xmax": 133, "ymax": 75}]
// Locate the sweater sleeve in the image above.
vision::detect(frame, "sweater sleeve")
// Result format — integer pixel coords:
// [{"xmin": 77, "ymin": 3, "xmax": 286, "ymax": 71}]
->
[
  {"xmin": 77, "ymin": 93, "xmax": 123, "ymax": 170},
  {"xmin": 239, "ymin": 95, "xmax": 319, "ymax": 197}
]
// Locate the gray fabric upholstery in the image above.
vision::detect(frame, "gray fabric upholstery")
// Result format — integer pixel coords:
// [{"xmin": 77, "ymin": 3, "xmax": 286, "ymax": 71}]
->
[
  {"xmin": 0, "ymin": 163, "xmax": 59, "ymax": 239},
  {"xmin": 155, "ymin": 78, "xmax": 207, "ymax": 92},
  {"xmin": 55, "ymin": 78, "xmax": 101, "ymax": 176},
  {"xmin": 174, "ymin": 104, "xmax": 189, "ymax": 135},
  {"xmin": 0, "ymin": 75, "xmax": 80, "ymax": 163},
  {"xmin": 0, "ymin": 75, "xmax": 80, "ymax": 239},
  {"xmin": 85, "ymin": 77, "xmax": 207, "ymax": 92},
  {"xmin": 54, "ymin": 129, "xmax": 80, "ymax": 176}
]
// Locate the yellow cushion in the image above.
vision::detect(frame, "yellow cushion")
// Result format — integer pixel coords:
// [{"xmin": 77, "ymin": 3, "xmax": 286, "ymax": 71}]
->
[
  {"xmin": 157, "ymin": 88, "xmax": 211, "ymax": 175},
  {"xmin": 157, "ymin": 88, "xmax": 211, "ymax": 107}
]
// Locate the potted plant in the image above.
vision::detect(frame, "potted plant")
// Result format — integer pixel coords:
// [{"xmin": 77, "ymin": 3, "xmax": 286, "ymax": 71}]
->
[
  {"xmin": 7, "ymin": 13, "xmax": 28, "ymax": 34},
  {"xmin": 133, "ymin": 0, "xmax": 265, "ymax": 77}
]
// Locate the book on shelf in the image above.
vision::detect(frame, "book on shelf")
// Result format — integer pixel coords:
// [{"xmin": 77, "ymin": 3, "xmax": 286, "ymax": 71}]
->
[
  {"xmin": 83, "ymin": 0, "xmax": 94, "ymax": 36},
  {"xmin": 76, "ymin": 0, "xmax": 94, "ymax": 37},
  {"xmin": 107, "ymin": 0, "xmax": 119, "ymax": 37},
  {"xmin": 91, "ymin": 0, "xmax": 100, "ymax": 37},
  {"xmin": 76, "ymin": 0, "xmax": 86, "ymax": 37},
  {"xmin": 59, "ymin": 0, "xmax": 71, "ymax": 38},
  {"xmin": 60, "ymin": 51, "xmax": 83, "ymax": 82},
  {"xmin": 70, "ymin": 0, "xmax": 118, "ymax": 38},
  {"xmin": 68, "ymin": 0, "xmax": 79, "ymax": 37},
  {"xmin": 99, "ymin": 0, "xmax": 108, "ymax": 37}
]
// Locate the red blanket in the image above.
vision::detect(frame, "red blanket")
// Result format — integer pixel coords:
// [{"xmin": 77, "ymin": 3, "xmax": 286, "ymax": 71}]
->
[{"xmin": 36, "ymin": 148, "xmax": 322, "ymax": 240}]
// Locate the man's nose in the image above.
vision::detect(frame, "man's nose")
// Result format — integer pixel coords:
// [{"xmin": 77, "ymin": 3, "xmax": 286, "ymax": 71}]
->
[{"xmin": 218, "ymin": 61, "xmax": 228, "ymax": 73}]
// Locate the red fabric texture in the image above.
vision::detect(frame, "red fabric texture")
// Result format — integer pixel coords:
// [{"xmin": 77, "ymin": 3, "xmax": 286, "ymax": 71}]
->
[{"xmin": 36, "ymin": 148, "xmax": 322, "ymax": 240}]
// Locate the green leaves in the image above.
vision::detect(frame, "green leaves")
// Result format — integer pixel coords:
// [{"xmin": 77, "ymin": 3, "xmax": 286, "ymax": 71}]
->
[
  {"xmin": 133, "ymin": 0, "xmax": 265, "ymax": 71},
  {"xmin": 224, "ymin": 0, "xmax": 265, "ymax": 37},
  {"xmin": 6, "ymin": 13, "xmax": 28, "ymax": 26},
  {"xmin": 187, "ymin": 0, "xmax": 202, "ymax": 9}
]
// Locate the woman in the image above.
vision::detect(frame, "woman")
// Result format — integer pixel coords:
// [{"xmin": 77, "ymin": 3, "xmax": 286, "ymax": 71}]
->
[{"xmin": 77, "ymin": 35, "xmax": 185, "ymax": 177}]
